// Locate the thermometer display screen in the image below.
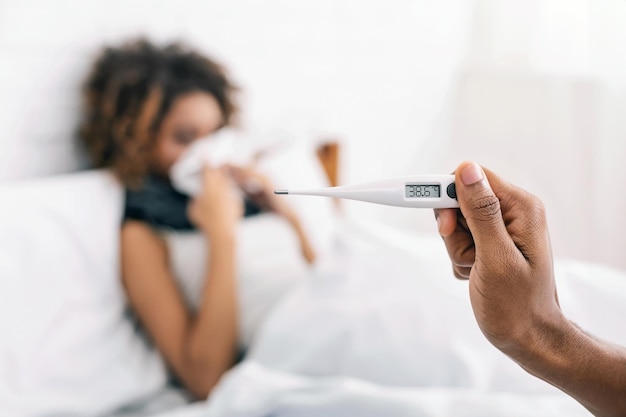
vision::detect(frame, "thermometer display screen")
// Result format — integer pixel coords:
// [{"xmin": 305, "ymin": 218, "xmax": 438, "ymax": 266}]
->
[{"xmin": 406, "ymin": 184, "xmax": 440, "ymax": 198}]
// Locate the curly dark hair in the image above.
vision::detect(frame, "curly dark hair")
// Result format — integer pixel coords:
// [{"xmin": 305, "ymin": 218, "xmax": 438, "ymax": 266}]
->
[{"xmin": 79, "ymin": 38, "xmax": 238, "ymax": 187}]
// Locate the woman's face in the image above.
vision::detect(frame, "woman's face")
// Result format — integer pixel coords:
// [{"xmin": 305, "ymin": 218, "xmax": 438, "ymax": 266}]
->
[{"xmin": 150, "ymin": 91, "xmax": 223, "ymax": 177}]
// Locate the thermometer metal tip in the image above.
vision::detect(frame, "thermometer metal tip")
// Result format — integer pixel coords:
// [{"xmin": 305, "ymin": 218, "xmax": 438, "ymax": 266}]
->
[{"xmin": 274, "ymin": 189, "xmax": 289, "ymax": 195}]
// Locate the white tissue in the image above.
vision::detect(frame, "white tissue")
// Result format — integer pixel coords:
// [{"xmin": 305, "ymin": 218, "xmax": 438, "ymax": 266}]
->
[
  {"xmin": 169, "ymin": 129, "xmax": 295, "ymax": 197},
  {"xmin": 169, "ymin": 130, "xmax": 249, "ymax": 196}
]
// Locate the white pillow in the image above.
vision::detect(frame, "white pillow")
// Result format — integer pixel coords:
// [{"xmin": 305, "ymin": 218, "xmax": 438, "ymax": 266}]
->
[
  {"xmin": 0, "ymin": 171, "xmax": 167, "ymax": 417},
  {"xmin": 165, "ymin": 213, "xmax": 313, "ymax": 349}
]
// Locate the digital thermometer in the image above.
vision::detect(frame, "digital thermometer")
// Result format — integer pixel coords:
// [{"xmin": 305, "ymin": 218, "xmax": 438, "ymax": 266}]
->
[{"xmin": 274, "ymin": 175, "xmax": 459, "ymax": 209}]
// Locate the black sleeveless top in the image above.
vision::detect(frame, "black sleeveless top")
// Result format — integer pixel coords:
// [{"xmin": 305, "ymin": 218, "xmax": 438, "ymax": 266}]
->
[{"xmin": 124, "ymin": 175, "xmax": 262, "ymax": 230}]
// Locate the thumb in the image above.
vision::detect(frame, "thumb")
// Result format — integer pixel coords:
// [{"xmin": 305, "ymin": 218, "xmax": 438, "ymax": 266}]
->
[{"xmin": 455, "ymin": 161, "xmax": 515, "ymax": 255}]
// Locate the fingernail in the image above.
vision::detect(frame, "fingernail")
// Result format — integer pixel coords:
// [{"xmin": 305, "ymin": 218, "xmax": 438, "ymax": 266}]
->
[
  {"xmin": 461, "ymin": 163, "xmax": 484, "ymax": 185},
  {"xmin": 436, "ymin": 215, "xmax": 443, "ymax": 234}
]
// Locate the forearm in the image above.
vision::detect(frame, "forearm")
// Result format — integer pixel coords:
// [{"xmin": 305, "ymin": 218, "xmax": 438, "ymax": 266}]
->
[
  {"xmin": 183, "ymin": 234, "xmax": 238, "ymax": 397},
  {"xmin": 510, "ymin": 314, "xmax": 626, "ymax": 417},
  {"xmin": 286, "ymin": 215, "xmax": 316, "ymax": 265}
]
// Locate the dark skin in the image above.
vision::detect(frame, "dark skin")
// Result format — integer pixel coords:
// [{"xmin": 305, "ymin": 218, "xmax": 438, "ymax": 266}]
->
[{"xmin": 435, "ymin": 161, "xmax": 626, "ymax": 417}]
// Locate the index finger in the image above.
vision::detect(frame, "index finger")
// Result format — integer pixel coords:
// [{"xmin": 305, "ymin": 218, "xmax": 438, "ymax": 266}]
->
[{"xmin": 434, "ymin": 208, "xmax": 458, "ymax": 237}]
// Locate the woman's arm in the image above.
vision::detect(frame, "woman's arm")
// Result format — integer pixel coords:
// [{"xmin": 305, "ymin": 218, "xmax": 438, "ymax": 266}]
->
[
  {"xmin": 121, "ymin": 167, "xmax": 241, "ymax": 400},
  {"xmin": 226, "ymin": 164, "xmax": 317, "ymax": 265},
  {"xmin": 121, "ymin": 222, "xmax": 237, "ymax": 399},
  {"xmin": 282, "ymin": 211, "xmax": 316, "ymax": 265}
]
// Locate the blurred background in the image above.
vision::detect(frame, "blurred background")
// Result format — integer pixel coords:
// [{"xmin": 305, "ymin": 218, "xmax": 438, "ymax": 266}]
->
[{"xmin": 1, "ymin": 0, "xmax": 625, "ymax": 269}]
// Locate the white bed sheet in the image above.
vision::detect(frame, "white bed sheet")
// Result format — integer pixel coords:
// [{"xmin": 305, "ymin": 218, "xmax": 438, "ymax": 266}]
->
[{"xmin": 151, "ymin": 218, "xmax": 626, "ymax": 416}]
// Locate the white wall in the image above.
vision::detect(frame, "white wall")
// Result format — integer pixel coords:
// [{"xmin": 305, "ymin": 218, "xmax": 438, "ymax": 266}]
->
[
  {"xmin": 1, "ymin": 0, "xmax": 626, "ymax": 269},
  {"xmin": 357, "ymin": 0, "xmax": 626, "ymax": 270},
  {"xmin": 0, "ymin": 0, "xmax": 471, "ymax": 180}
]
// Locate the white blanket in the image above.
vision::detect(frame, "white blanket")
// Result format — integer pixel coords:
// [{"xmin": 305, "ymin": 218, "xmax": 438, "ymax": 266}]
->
[
  {"xmin": 154, "ymin": 361, "xmax": 587, "ymax": 417},
  {"xmin": 153, "ymin": 218, "xmax": 626, "ymax": 416}
]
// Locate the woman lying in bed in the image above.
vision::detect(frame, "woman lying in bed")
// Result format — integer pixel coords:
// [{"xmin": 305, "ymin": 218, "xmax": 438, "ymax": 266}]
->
[{"xmin": 79, "ymin": 38, "xmax": 316, "ymax": 399}]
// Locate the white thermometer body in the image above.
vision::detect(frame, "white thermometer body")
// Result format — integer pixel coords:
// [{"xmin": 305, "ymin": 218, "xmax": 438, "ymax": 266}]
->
[{"xmin": 275, "ymin": 175, "xmax": 459, "ymax": 209}]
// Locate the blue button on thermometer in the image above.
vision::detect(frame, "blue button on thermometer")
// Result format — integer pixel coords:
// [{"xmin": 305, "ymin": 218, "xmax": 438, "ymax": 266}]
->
[{"xmin": 275, "ymin": 175, "xmax": 459, "ymax": 209}]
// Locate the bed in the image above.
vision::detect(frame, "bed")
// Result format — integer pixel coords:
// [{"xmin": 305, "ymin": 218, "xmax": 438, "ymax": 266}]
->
[{"xmin": 1, "ymin": 140, "xmax": 624, "ymax": 416}]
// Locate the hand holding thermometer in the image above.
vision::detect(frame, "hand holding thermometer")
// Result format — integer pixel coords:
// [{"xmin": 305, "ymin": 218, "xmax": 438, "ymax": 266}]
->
[{"xmin": 274, "ymin": 175, "xmax": 459, "ymax": 209}]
